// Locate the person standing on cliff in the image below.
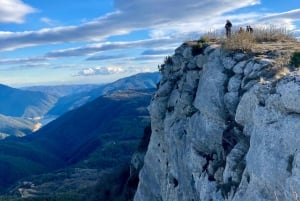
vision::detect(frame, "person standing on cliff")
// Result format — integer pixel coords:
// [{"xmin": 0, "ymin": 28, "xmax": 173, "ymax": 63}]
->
[{"xmin": 225, "ymin": 20, "xmax": 232, "ymax": 38}]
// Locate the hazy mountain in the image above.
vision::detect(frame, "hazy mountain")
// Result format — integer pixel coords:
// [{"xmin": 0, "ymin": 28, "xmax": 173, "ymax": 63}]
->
[
  {"xmin": 0, "ymin": 84, "xmax": 57, "ymax": 118},
  {"xmin": 0, "ymin": 89, "xmax": 154, "ymax": 191},
  {"xmin": 0, "ymin": 115, "xmax": 38, "ymax": 139},
  {"xmin": 22, "ymin": 84, "xmax": 101, "ymax": 98},
  {"xmin": 47, "ymin": 72, "xmax": 160, "ymax": 116}
]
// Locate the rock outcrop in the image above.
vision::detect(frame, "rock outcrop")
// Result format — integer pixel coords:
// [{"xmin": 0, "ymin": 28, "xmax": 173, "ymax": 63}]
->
[{"xmin": 134, "ymin": 42, "xmax": 300, "ymax": 201}]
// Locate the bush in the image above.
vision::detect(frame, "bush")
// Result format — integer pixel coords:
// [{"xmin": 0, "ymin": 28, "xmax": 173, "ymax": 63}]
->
[
  {"xmin": 190, "ymin": 37, "xmax": 209, "ymax": 56},
  {"xmin": 290, "ymin": 51, "xmax": 300, "ymax": 67},
  {"xmin": 164, "ymin": 56, "xmax": 173, "ymax": 65}
]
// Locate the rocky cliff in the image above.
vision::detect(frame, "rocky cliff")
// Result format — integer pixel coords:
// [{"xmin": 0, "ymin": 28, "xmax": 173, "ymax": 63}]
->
[{"xmin": 134, "ymin": 41, "xmax": 300, "ymax": 201}]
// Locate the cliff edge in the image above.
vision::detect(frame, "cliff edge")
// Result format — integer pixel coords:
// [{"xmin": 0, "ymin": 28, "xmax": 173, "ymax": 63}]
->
[{"xmin": 134, "ymin": 40, "xmax": 300, "ymax": 201}]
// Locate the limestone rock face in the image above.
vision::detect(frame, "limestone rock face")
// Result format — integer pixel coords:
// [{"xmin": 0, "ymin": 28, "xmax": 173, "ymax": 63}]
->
[{"xmin": 134, "ymin": 43, "xmax": 300, "ymax": 201}]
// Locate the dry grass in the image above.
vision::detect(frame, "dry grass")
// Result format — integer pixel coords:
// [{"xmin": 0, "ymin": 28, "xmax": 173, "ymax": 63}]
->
[
  {"xmin": 253, "ymin": 26, "xmax": 294, "ymax": 43},
  {"xmin": 222, "ymin": 32, "xmax": 255, "ymax": 51},
  {"xmin": 199, "ymin": 26, "xmax": 297, "ymax": 52}
]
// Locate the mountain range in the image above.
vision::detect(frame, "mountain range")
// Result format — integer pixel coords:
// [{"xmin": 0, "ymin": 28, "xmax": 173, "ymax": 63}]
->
[
  {"xmin": 22, "ymin": 84, "xmax": 101, "ymax": 98},
  {"xmin": 47, "ymin": 72, "xmax": 161, "ymax": 116},
  {"xmin": 0, "ymin": 84, "xmax": 56, "ymax": 118},
  {"xmin": 0, "ymin": 115, "xmax": 38, "ymax": 139},
  {"xmin": 0, "ymin": 72, "xmax": 160, "ymax": 138},
  {"xmin": 0, "ymin": 88, "xmax": 155, "ymax": 193}
]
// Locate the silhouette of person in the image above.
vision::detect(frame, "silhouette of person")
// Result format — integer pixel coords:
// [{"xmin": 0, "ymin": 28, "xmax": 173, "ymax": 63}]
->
[
  {"xmin": 246, "ymin": 25, "xmax": 253, "ymax": 33},
  {"xmin": 225, "ymin": 20, "xmax": 232, "ymax": 38}
]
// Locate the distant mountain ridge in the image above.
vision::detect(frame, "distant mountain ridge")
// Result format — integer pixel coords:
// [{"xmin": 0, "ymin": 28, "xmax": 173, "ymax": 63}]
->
[
  {"xmin": 0, "ymin": 84, "xmax": 56, "ymax": 118},
  {"xmin": 0, "ymin": 72, "xmax": 160, "ymax": 138},
  {"xmin": 48, "ymin": 72, "xmax": 161, "ymax": 116},
  {"xmin": 0, "ymin": 114, "xmax": 37, "ymax": 139},
  {"xmin": 22, "ymin": 84, "xmax": 101, "ymax": 98}
]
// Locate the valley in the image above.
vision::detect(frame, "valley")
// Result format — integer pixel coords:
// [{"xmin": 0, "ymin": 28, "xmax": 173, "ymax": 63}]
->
[
  {"xmin": 0, "ymin": 72, "xmax": 159, "ymax": 200},
  {"xmin": 0, "ymin": 72, "xmax": 160, "ymax": 138}
]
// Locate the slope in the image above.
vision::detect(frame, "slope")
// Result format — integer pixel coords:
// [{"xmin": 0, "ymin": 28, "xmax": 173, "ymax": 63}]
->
[
  {"xmin": 0, "ymin": 114, "xmax": 37, "ymax": 139},
  {"xmin": 47, "ymin": 72, "xmax": 160, "ymax": 116},
  {"xmin": 22, "ymin": 84, "xmax": 101, "ymax": 98},
  {"xmin": 0, "ymin": 88, "xmax": 154, "ymax": 192},
  {"xmin": 0, "ymin": 84, "xmax": 57, "ymax": 118}
]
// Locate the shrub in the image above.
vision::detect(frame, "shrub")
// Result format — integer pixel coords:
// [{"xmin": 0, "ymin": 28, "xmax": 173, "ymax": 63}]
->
[
  {"xmin": 290, "ymin": 51, "xmax": 300, "ymax": 67},
  {"xmin": 190, "ymin": 37, "xmax": 209, "ymax": 56},
  {"xmin": 164, "ymin": 56, "xmax": 173, "ymax": 65}
]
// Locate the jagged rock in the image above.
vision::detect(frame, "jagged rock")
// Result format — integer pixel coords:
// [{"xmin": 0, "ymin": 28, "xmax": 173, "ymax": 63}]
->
[
  {"xmin": 233, "ymin": 53, "xmax": 246, "ymax": 61},
  {"xmin": 241, "ymin": 78, "xmax": 258, "ymax": 91},
  {"xmin": 277, "ymin": 81, "xmax": 300, "ymax": 113},
  {"xmin": 233, "ymin": 60, "xmax": 247, "ymax": 74},
  {"xmin": 135, "ymin": 42, "xmax": 300, "ymax": 201},
  {"xmin": 227, "ymin": 75, "xmax": 242, "ymax": 92},
  {"xmin": 222, "ymin": 57, "xmax": 236, "ymax": 70},
  {"xmin": 188, "ymin": 111, "xmax": 225, "ymax": 154},
  {"xmin": 187, "ymin": 58, "xmax": 198, "ymax": 70},
  {"xmin": 195, "ymin": 54, "xmax": 207, "ymax": 68},
  {"xmin": 183, "ymin": 47, "xmax": 193, "ymax": 59},
  {"xmin": 171, "ymin": 54, "xmax": 184, "ymax": 68},
  {"xmin": 193, "ymin": 60, "xmax": 227, "ymax": 121},
  {"xmin": 224, "ymin": 92, "xmax": 239, "ymax": 116},
  {"xmin": 223, "ymin": 142, "xmax": 248, "ymax": 184},
  {"xmin": 243, "ymin": 60, "xmax": 255, "ymax": 75}
]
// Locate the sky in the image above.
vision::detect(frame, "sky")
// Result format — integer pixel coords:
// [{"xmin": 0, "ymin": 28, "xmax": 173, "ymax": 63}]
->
[{"xmin": 0, "ymin": 0, "xmax": 299, "ymax": 87}]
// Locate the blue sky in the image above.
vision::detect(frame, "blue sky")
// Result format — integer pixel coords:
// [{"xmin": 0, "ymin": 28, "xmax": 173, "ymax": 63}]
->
[{"xmin": 0, "ymin": 0, "xmax": 299, "ymax": 87}]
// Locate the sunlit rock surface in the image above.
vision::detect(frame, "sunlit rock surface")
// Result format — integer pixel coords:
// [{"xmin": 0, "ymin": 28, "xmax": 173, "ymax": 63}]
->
[{"xmin": 135, "ymin": 42, "xmax": 300, "ymax": 201}]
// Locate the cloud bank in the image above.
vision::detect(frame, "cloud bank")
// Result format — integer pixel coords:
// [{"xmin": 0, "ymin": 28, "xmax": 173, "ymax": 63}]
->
[
  {"xmin": 0, "ymin": 0, "xmax": 35, "ymax": 24},
  {"xmin": 0, "ymin": 0, "xmax": 261, "ymax": 51},
  {"xmin": 76, "ymin": 66, "xmax": 125, "ymax": 76}
]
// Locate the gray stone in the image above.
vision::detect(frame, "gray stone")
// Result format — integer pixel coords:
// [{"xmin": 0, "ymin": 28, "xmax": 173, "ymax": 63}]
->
[
  {"xmin": 233, "ymin": 60, "xmax": 247, "ymax": 74},
  {"xmin": 243, "ymin": 61, "xmax": 255, "ymax": 76},
  {"xmin": 233, "ymin": 53, "xmax": 246, "ymax": 61},
  {"xmin": 193, "ymin": 60, "xmax": 227, "ymax": 121},
  {"xmin": 183, "ymin": 47, "xmax": 193, "ymax": 59},
  {"xmin": 188, "ymin": 111, "xmax": 225, "ymax": 154},
  {"xmin": 195, "ymin": 54, "xmax": 207, "ymax": 68},
  {"xmin": 135, "ymin": 44, "xmax": 300, "ymax": 201},
  {"xmin": 228, "ymin": 75, "xmax": 242, "ymax": 92},
  {"xmin": 222, "ymin": 57, "xmax": 236, "ymax": 70},
  {"xmin": 223, "ymin": 142, "xmax": 248, "ymax": 183},
  {"xmin": 277, "ymin": 81, "xmax": 300, "ymax": 113},
  {"xmin": 224, "ymin": 92, "xmax": 239, "ymax": 116}
]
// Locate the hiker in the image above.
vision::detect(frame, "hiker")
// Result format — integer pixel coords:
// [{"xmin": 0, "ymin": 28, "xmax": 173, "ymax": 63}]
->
[
  {"xmin": 238, "ymin": 27, "xmax": 244, "ymax": 34},
  {"xmin": 225, "ymin": 20, "xmax": 232, "ymax": 38},
  {"xmin": 246, "ymin": 25, "xmax": 253, "ymax": 33}
]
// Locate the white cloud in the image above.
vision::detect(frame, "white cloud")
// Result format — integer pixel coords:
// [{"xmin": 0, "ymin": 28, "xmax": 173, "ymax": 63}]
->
[
  {"xmin": 46, "ymin": 38, "xmax": 177, "ymax": 58},
  {"xmin": 0, "ymin": 56, "xmax": 50, "ymax": 65},
  {"xmin": 77, "ymin": 66, "xmax": 125, "ymax": 76},
  {"xmin": 86, "ymin": 54, "xmax": 128, "ymax": 61},
  {"xmin": 262, "ymin": 9, "xmax": 300, "ymax": 22},
  {"xmin": 0, "ymin": 0, "xmax": 261, "ymax": 51},
  {"xmin": 40, "ymin": 17, "xmax": 58, "ymax": 26},
  {"xmin": 0, "ymin": 0, "xmax": 299, "ymax": 57},
  {"xmin": 141, "ymin": 48, "xmax": 174, "ymax": 55},
  {"xmin": 0, "ymin": 0, "xmax": 35, "ymax": 23}
]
